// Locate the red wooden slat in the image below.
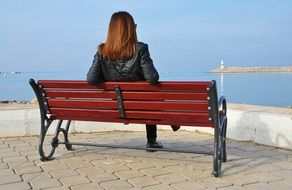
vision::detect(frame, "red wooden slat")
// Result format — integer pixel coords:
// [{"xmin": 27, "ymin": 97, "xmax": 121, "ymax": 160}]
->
[
  {"xmin": 123, "ymin": 92, "xmax": 208, "ymax": 101},
  {"xmin": 50, "ymin": 115, "xmax": 214, "ymax": 127},
  {"xmin": 46, "ymin": 90, "xmax": 115, "ymax": 99},
  {"xmin": 48, "ymin": 99, "xmax": 117, "ymax": 109},
  {"xmin": 38, "ymin": 80, "xmax": 211, "ymax": 91},
  {"xmin": 47, "ymin": 99, "xmax": 209, "ymax": 111},
  {"xmin": 45, "ymin": 90, "xmax": 208, "ymax": 101},
  {"xmin": 49, "ymin": 108, "xmax": 210, "ymax": 122}
]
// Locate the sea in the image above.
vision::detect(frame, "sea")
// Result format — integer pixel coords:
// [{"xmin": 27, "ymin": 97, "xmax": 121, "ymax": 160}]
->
[{"xmin": 0, "ymin": 71, "xmax": 292, "ymax": 108}]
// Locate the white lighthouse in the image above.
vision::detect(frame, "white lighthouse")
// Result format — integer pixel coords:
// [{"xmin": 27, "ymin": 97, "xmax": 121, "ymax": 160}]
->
[
  {"xmin": 220, "ymin": 60, "xmax": 224, "ymax": 69},
  {"xmin": 220, "ymin": 60, "xmax": 224, "ymax": 95}
]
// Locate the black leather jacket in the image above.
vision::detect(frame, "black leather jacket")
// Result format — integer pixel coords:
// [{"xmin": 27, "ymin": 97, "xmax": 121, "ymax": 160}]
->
[{"xmin": 87, "ymin": 42, "xmax": 159, "ymax": 84}]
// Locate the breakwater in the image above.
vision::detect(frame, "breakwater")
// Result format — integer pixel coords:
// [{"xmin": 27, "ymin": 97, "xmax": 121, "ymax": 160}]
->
[{"xmin": 210, "ymin": 66, "xmax": 292, "ymax": 73}]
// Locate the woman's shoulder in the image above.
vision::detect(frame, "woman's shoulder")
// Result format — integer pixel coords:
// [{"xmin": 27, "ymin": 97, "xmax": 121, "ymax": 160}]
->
[
  {"xmin": 136, "ymin": 42, "xmax": 149, "ymax": 50},
  {"xmin": 136, "ymin": 42, "xmax": 150, "ymax": 55}
]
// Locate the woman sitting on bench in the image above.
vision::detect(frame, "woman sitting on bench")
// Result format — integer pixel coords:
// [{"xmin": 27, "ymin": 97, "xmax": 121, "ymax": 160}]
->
[{"xmin": 87, "ymin": 11, "xmax": 179, "ymax": 150}]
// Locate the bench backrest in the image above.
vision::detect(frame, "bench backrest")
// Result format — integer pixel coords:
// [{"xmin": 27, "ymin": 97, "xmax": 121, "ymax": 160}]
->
[{"xmin": 31, "ymin": 80, "xmax": 219, "ymax": 128}]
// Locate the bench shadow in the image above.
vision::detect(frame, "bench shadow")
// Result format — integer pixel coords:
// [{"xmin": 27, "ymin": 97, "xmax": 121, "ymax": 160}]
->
[{"xmin": 48, "ymin": 128, "xmax": 292, "ymax": 176}]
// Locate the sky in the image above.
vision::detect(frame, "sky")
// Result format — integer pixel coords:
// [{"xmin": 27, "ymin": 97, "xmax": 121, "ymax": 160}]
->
[{"xmin": 0, "ymin": 0, "xmax": 292, "ymax": 74}]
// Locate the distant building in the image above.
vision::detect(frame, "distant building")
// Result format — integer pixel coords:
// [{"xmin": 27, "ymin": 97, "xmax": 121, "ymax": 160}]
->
[{"xmin": 220, "ymin": 60, "xmax": 224, "ymax": 69}]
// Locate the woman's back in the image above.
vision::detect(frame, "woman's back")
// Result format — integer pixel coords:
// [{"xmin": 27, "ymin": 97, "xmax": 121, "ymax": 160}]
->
[{"xmin": 87, "ymin": 42, "xmax": 159, "ymax": 84}]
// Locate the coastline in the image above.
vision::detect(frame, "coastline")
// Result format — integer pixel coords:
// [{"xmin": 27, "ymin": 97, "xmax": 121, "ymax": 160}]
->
[
  {"xmin": 0, "ymin": 100, "xmax": 30, "ymax": 104},
  {"xmin": 209, "ymin": 66, "xmax": 292, "ymax": 73}
]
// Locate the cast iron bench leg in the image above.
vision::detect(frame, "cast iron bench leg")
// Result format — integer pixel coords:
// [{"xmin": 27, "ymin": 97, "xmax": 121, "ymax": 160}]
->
[
  {"xmin": 39, "ymin": 120, "xmax": 61, "ymax": 161},
  {"xmin": 39, "ymin": 119, "xmax": 73, "ymax": 161},
  {"xmin": 213, "ymin": 122, "xmax": 222, "ymax": 177},
  {"xmin": 213, "ymin": 96, "xmax": 228, "ymax": 177}
]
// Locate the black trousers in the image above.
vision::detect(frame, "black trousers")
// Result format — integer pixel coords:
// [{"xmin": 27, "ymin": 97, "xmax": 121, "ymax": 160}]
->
[{"xmin": 146, "ymin": 124, "xmax": 157, "ymax": 142}]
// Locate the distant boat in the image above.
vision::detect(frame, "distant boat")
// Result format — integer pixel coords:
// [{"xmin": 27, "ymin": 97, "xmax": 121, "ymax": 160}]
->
[{"xmin": 11, "ymin": 71, "xmax": 21, "ymax": 74}]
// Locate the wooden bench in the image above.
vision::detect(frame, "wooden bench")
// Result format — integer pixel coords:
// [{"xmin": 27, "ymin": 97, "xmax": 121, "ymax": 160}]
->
[{"xmin": 29, "ymin": 79, "xmax": 227, "ymax": 177}]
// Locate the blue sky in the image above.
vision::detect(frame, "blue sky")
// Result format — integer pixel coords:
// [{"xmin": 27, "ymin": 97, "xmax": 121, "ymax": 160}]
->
[{"xmin": 0, "ymin": 0, "xmax": 292, "ymax": 74}]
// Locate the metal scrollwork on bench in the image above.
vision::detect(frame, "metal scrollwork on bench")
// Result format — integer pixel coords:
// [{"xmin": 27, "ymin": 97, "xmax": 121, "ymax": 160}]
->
[
  {"xmin": 38, "ymin": 120, "xmax": 73, "ymax": 161},
  {"xmin": 29, "ymin": 79, "xmax": 73, "ymax": 161},
  {"xmin": 219, "ymin": 96, "xmax": 227, "ymax": 163}
]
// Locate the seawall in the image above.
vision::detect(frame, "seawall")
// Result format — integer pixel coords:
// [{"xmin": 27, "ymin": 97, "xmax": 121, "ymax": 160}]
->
[{"xmin": 1, "ymin": 103, "xmax": 292, "ymax": 150}]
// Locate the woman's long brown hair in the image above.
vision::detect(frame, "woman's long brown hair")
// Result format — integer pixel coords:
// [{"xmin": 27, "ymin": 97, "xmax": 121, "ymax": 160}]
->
[{"xmin": 99, "ymin": 11, "xmax": 138, "ymax": 61}]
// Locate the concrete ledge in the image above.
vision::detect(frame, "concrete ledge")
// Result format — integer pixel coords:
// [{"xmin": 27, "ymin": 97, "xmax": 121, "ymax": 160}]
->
[
  {"xmin": 1, "ymin": 103, "xmax": 292, "ymax": 150},
  {"xmin": 196, "ymin": 104, "xmax": 292, "ymax": 150}
]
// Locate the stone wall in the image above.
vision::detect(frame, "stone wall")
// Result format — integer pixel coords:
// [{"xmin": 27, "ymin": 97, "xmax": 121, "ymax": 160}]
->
[{"xmin": 210, "ymin": 66, "xmax": 292, "ymax": 73}]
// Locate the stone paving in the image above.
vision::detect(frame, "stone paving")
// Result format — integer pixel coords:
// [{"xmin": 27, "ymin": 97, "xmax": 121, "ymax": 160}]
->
[{"xmin": 1, "ymin": 130, "xmax": 292, "ymax": 190}]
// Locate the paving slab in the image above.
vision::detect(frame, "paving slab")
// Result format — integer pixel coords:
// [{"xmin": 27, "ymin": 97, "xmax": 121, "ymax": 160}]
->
[{"xmin": 0, "ymin": 130, "xmax": 292, "ymax": 190}]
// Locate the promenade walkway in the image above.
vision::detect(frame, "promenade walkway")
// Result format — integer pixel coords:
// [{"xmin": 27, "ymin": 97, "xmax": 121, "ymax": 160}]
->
[{"xmin": 1, "ymin": 130, "xmax": 292, "ymax": 190}]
